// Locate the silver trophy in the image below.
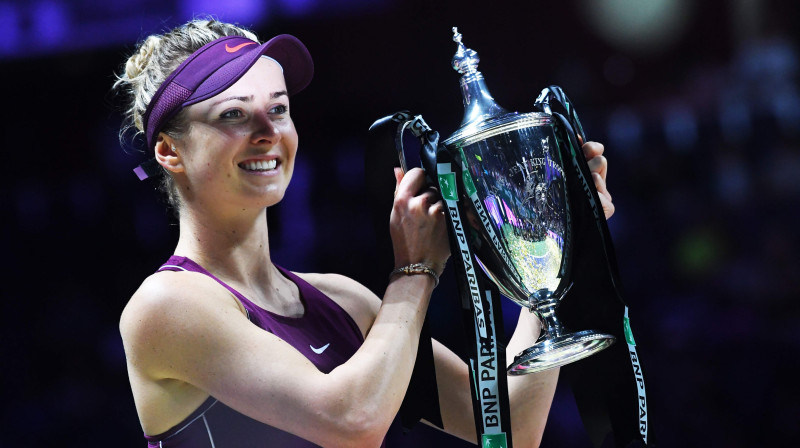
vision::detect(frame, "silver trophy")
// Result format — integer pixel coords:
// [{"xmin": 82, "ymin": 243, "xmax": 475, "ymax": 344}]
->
[{"xmin": 440, "ymin": 28, "xmax": 616, "ymax": 374}]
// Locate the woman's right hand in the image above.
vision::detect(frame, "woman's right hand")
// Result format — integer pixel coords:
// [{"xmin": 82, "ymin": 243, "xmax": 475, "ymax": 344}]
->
[{"xmin": 390, "ymin": 167, "xmax": 451, "ymax": 276}]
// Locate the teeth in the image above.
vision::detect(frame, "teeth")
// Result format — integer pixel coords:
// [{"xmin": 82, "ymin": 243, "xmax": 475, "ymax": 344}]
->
[{"xmin": 241, "ymin": 160, "xmax": 277, "ymax": 171}]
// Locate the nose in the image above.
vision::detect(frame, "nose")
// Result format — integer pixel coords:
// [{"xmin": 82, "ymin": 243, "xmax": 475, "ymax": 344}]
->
[{"xmin": 250, "ymin": 110, "xmax": 281, "ymax": 146}]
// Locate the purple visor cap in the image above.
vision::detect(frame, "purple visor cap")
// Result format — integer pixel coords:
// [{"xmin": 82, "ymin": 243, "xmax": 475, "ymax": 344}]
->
[{"xmin": 136, "ymin": 34, "xmax": 313, "ymax": 180}]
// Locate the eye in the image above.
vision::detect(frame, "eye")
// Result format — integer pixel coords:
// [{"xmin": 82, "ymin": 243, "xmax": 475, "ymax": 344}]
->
[
  {"xmin": 220, "ymin": 109, "xmax": 243, "ymax": 119},
  {"xmin": 269, "ymin": 104, "xmax": 288, "ymax": 115}
]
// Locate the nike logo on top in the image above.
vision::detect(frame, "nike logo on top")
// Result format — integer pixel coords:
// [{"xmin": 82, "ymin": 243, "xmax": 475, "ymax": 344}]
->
[
  {"xmin": 310, "ymin": 343, "xmax": 330, "ymax": 355},
  {"xmin": 225, "ymin": 42, "xmax": 257, "ymax": 53}
]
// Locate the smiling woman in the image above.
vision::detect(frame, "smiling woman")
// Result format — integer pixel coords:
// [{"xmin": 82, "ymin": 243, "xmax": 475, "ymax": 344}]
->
[
  {"xmin": 112, "ymin": 18, "xmax": 452, "ymax": 448},
  {"xmin": 114, "ymin": 21, "xmax": 311, "ymax": 214},
  {"xmin": 111, "ymin": 16, "xmax": 575, "ymax": 448},
  {"xmin": 172, "ymin": 57, "xmax": 299, "ymax": 210}
]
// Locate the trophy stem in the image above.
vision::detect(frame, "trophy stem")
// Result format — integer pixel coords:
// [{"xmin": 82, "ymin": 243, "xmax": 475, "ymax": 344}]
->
[
  {"xmin": 507, "ymin": 298, "xmax": 616, "ymax": 375},
  {"xmin": 535, "ymin": 299, "xmax": 564, "ymax": 339}
]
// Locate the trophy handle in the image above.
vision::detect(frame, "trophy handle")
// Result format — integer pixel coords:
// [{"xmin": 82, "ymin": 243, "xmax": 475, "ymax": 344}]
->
[
  {"xmin": 528, "ymin": 85, "xmax": 589, "ymax": 306},
  {"xmin": 535, "ymin": 85, "xmax": 587, "ymax": 144},
  {"xmin": 369, "ymin": 111, "xmax": 441, "ymax": 185}
]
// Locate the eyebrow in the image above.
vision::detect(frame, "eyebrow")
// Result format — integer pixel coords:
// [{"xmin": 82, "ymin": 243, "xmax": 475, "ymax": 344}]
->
[{"xmin": 210, "ymin": 91, "xmax": 288, "ymax": 107}]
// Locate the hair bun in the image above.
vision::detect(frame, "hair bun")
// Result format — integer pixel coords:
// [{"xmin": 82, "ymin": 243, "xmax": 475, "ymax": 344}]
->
[{"xmin": 125, "ymin": 35, "xmax": 162, "ymax": 80}]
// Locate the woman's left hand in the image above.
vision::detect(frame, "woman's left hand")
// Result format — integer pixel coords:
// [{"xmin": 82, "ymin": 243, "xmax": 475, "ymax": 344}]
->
[{"xmin": 582, "ymin": 141, "xmax": 615, "ymax": 220}]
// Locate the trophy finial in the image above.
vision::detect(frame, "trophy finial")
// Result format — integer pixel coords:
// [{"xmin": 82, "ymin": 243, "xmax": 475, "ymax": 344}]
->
[
  {"xmin": 452, "ymin": 27, "xmax": 462, "ymax": 44},
  {"xmin": 449, "ymin": 27, "xmax": 505, "ymax": 127},
  {"xmin": 451, "ymin": 27, "xmax": 479, "ymax": 75}
]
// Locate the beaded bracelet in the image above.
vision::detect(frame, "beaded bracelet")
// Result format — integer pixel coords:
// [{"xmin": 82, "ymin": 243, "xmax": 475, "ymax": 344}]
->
[{"xmin": 389, "ymin": 263, "xmax": 440, "ymax": 287}]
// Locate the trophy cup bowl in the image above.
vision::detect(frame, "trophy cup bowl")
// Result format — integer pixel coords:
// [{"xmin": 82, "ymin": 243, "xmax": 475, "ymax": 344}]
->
[
  {"xmin": 443, "ymin": 112, "xmax": 615, "ymax": 374},
  {"xmin": 443, "ymin": 28, "xmax": 615, "ymax": 374}
]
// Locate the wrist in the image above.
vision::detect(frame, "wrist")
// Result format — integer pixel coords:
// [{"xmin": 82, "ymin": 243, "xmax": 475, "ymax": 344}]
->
[{"xmin": 389, "ymin": 263, "xmax": 439, "ymax": 287}]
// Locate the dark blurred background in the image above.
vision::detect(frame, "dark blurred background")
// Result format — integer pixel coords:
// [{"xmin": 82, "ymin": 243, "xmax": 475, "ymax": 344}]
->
[{"xmin": 1, "ymin": 0, "xmax": 798, "ymax": 446}]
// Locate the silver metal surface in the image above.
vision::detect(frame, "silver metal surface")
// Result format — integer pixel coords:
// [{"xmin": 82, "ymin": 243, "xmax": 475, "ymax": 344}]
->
[
  {"xmin": 444, "ymin": 29, "xmax": 615, "ymax": 373},
  {"xmin": 445, "ymin": 114, "xmax": 568, "ymax": 310},
  {"xmin": 507, "ymin": 331, "xmax": 616, "ymax": 375}
]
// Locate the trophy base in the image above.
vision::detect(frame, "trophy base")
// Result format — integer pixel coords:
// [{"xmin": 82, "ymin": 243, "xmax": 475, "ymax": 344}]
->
[{"xmin": 507, "ymin": 330, "xmax": 615, "ymax": 375}]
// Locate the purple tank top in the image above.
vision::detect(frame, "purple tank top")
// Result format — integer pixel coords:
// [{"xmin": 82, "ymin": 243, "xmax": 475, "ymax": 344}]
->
[{"xmin": 143, "ymin": 255, "xmax": 378, "ymax": 448}]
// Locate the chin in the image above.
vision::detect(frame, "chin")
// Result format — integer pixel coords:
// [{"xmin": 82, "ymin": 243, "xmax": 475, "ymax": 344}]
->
[{"xmin": 253, "ymin": 188, "xmax": 287, "ymax": 208}]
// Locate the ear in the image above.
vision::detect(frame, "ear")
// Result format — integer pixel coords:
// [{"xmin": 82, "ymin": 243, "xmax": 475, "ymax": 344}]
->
[{"xmin": 154, "ymin": 134, "xmax": 184, "ymax": 174}]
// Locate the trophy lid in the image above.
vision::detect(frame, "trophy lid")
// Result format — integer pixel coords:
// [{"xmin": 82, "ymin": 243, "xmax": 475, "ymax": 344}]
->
[
  {"xmin": 446, "ymin": 28, "xmax": 530, "ymax": 146},
  {"xmin": 451, "ymin": 27, "xmax": 480, "ymax": 77}
]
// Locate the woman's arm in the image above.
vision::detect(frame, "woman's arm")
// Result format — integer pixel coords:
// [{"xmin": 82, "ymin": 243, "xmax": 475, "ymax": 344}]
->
[
  {"xmin": 122, "ymin": 270, "xmax": 435, "ymax": 447},
  {"xmin": 426, "ymin": 316, "xmax": 556, "ymax": 448},
  {"xmin": 121, "ymin": 168, "xmax": 449, "ymax": 448}
]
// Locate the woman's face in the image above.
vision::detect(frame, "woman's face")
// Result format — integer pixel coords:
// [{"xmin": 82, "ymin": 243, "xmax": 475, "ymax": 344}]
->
[{"xmin": 175, "ymin": 57, "xmax": 299, "ymax": 212}]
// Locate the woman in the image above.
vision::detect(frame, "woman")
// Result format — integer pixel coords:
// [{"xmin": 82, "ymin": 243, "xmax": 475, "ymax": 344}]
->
[{"xmin": 115, "ymin": 18, "xmax": 615, "ymax": 448}]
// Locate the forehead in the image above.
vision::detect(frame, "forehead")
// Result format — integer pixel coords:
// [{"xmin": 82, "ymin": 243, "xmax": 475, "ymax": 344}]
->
[
  {"xmin": 183, "ymin": 57, "xmax": 288, "ymax": 121},
  {"xmin": 222, "ymin": 56, "xmax": 287, "ymax": 95},
  {"xmin": 189, "ymin": 57, "xmax": 287, "ymax": 111}
]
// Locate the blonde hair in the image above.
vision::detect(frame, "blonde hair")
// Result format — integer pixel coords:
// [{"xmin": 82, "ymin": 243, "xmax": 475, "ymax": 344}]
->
[{"xmin": 113, "ymin": 18, "xmax": 259, "ymax": 212}]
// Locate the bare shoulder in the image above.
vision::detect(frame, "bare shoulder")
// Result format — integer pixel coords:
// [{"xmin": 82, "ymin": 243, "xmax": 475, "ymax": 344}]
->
[
  {"xmin": 295, "ymin": 272, "xmax": 380, "ymax": 337},
  {"xmin": 119, "ymin": 270, "xmax": 340, "ymax": 436},
  {"xmin": 119, "ymin": 271, "xmax": 246, "ymax": 376},
  {"xmin": 120, "ymin": 270, "xmax": 245, "ymax": 333}
]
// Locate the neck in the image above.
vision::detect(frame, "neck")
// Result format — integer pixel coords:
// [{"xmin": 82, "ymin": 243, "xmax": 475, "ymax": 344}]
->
[{"xmin": 174, "ymin": 204, "xmax": 277, "ymax": 288}]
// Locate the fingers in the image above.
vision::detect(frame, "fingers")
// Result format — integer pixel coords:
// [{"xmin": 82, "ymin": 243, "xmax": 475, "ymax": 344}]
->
[
  {"xmin": 598, "ymin": 188, "xmax": 615, "ymax": 219},
  {"xmin": 393, "ymin": 167, "xmax": 404, "ymax": 197},
  {"xmin": 583, "ymin": 141, "xmax": 607, "ymax": 181},
  {"xmin": 391, "ymin": 167, "xmax": 444, "ymax": 222},
  {"xmin": 419, "ymin": 187, "xmax": 445, "ymax": 216},
  {"xmin": 592, "ymin": 172, "xmax": 611, "ymax": 202},
  {"xmin": 582, "ymin": 141, "xmax": 604, "ymax": 159},
  {"xmin": 587, "ymin": 154, "xmax": 607, "ymax": 182},
  {"xmin": 389, "ymin": 167, "xmax": 450, "ymax": 275},
  {"xmin": 394, "ymin": 168, "xmax": 443, "ymax": 207},
  {"xmin": 394, "ymin": 167, "xmax": 426, "ymax": 200},
  {"xmin": 593, "ymin": 171, "xmax": 614, "ymax": 219},
  {"xmin": 394, "ymin": 166, "xmax": 404, "ymax": 183},
  {"xmin": 583, "ymin": 141, "xmax": 614, "ymax": 219}
]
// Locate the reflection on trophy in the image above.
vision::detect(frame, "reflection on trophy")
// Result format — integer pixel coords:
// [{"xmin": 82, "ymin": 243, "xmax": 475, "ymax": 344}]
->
[
  {"xmin": 440, "ymin": 28, "xmax": 616, "ymax": 374},
  {"xmin": 370, "ymin": 28, "xmax": 648, "ymax": 444}
]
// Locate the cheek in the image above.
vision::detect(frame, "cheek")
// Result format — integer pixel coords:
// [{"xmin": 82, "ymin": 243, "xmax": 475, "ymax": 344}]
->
[
  {"xmin": 282, "ymin": 123, "xmax": 299, "ymax": 157},
  {"xmin": 282, "ymin": 120, "xmax": 298, "ymax": 142},
  {"xmin": 183, "ymin": 128, "xmax": 233, "ymax": 175}
]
